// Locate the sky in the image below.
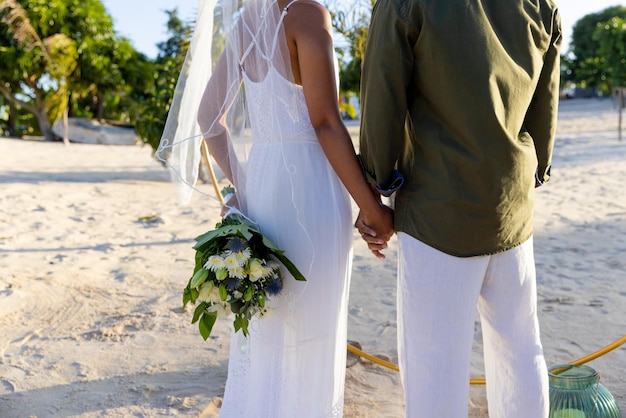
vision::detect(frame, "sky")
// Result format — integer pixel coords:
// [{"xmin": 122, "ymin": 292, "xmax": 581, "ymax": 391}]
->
[{"xmin": 101, "ymin": 0, "xmax": 626, "ymax": 59}]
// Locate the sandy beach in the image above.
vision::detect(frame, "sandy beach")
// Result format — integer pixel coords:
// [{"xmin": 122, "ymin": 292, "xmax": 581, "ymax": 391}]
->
[{"xmin": 0, "ymin": 98, "xmax": 624, "ymax": 417}]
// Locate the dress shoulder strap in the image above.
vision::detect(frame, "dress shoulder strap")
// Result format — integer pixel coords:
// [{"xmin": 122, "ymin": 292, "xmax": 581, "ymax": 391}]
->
[
  {"xmin": 283, "ymin": 0, "xmax": 299, "ymax": 13},
  {"xmin": 270, "ymin": 0, "xmax": 299, "ymax": 59},
  {"xmin": 240, "ymin": 0, "xmax": 300, "ymax": 67}
]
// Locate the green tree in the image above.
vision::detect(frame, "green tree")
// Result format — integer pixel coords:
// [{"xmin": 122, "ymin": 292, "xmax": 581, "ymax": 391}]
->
[
  {"xmin": 327, "ymin": 0, "xmax": 375, "ymax": 95},
  {"xmin": 111, "ymin": 48, "xmax": 155, "ymax": 124},
  {"xmin": 0, "ymin": 0, "xmax": 78, "ymax": 140},
  {"xmin": 57, "ymin": 0, "xmax": 153, "ymax": 123},
  {"xmin": 563, "ymin": 6, "xmax": 626, "ymax": 93},
  {"xmin": 0, "ymin": 0, "xmax": 150, "ymax": 139},
  {"xmin": 593, "ymin": 17, "xmax": 626, "ymax": 89},
  {"xmin": 594, "ymin": 16, "xmax": 626, "ymax": 141},
  {"xmin": 135, "ymin": 8, "xmax": 193, "ymax": 152}
]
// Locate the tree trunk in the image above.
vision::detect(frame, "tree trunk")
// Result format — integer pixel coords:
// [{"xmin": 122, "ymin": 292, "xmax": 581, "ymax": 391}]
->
[
  {"xmin": 8, "ymin": 102, "xmax": 17, "ymax": 137},
  {"xmin": 0, "ymin": 83, "xmax": 56, "ymax": 140},
  {"xmin": 617, "ymin": 87, "xmax": 626, "ymax": 142},
  {"xmin": 96, "ymin": 92, "xmax": 105, "ymax": 120},
  {"xmin": 34, "ymin": 109, "xmax": 55, "ymax": 141},
  {"xmin": 62, "ymin": 104, "xmax": 69, "ymax": 145}
]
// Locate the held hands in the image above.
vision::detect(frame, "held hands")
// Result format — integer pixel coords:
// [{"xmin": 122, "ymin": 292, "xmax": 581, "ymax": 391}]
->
[{"xmin": 355, "ymin": 204, "xmax": 395, "ymax": 259}]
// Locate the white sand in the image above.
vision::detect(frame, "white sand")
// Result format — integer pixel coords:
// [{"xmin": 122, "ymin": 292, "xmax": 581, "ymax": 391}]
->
[{"xmin": 0, "ymin": 98, "xmax": 624, "ymax": 417}]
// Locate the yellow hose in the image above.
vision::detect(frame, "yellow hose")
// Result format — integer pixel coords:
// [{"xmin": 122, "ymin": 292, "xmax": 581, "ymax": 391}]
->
[
  {"xmin": 570, "ymin": 334, "xmax": 626, "ymax": 366},
  {"xmin": 347, "ymin": 343, "xmax": 399, "ymax": 372},
  {"xmin": 347, "ymin": 334, "xmax": 626, "ymax": 385}
]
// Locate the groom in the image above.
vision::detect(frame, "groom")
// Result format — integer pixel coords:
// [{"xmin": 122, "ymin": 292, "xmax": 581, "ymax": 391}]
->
[{"xmin": 356, "ymin": 0, "xmax": 562, "ymax": 416}]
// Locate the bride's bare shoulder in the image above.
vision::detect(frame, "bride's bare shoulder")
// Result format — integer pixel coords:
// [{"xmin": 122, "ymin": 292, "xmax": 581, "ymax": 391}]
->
[
  {"xmin": 285, "ymin": 0, "xmax": 331, "ymax": 26},
  {"xmin": 289, "ymin": 0, "xmax": 330, "ymax": 19},
  {"xmin": 288, "ymin": 0, "xmax": 328, "ymax": 11}
]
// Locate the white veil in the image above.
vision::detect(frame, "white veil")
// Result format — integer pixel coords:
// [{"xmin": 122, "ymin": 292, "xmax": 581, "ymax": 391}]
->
[
  {"xmin": 156, "ymin": 0, "xmax": 318, "ymax": 280},
  {"xmin": 155, "ymin": 0, "xmax": 295, "ymax": 213},
  {"xmin": 155, "ymin": 0, "xmax": 217, "ymax": 204}
]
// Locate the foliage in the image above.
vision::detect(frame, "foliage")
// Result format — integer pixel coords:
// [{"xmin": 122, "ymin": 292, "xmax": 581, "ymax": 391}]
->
[
  {"xmin": 0, "ymin": 0, "xmax": 78, "ymax": 139},
  {"xmin": 57, "ymin": 0, "xmax": 155, "ymax": 122},
  {"xmin": 326, "ymin": 0, "xmax": 375, "ymax": 95},
  {"xmin": 593, "ymin": 17, "xmax": 626, "ymax": 88},
  {"xmin": 563, "ymin": 6, "xmax": 626, "ymax": 92},
  {"xmin": 0, "ymin": 0, "xmax": 151, "ymax": 139},
  {"xmin": 134, "ymin": 8, "xmax": 192, "ymax": 153}
]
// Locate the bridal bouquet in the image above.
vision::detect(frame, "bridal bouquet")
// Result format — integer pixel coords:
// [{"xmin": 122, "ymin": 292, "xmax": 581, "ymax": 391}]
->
[{"xmin": 183, "ymin": 188, "xmax": 306, "ymax": 339}]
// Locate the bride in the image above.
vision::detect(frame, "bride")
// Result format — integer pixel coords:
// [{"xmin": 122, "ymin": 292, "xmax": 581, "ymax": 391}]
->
[{"xmin": 157, "ymin": 0, "xmax": 393, "ymax": 416}]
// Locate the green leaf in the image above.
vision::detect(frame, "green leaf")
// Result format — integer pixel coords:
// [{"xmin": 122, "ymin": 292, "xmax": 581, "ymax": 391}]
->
[
  {"xmin": 194, "ymin": 249, "xmax": 206, "ymax": 273},
  {"xmin": 273, "ymin": 252, "xmax": 307, "ymax": 281},
  {"xmin": 192, "ymin": 301, "xmax": 208, "ymax": 324},
  {"xmin": 193, "ymin": 223, "xmax": 253, "ymax": 250},
  {"xmin": 199, "ymin": 311, "xmax": 218, "ymax": 340},
  {"xmin": 233, "ymin": 315, "xmax": 249, "ymax": 337},
  {"xmin": 260, "ymin": 234, "xmax": 283, "ymax": 253},
  {"xmin": 183, "ymin": 287, "xmax": 192, "ymax": 308},
  {"xmin": 193, "ymin": 228, "xmax": 228, "ymax": 250},
  {"xmin": 193, "ymin": 215, "xmax": 267, "ymax": 251},
  {"xmin": 221, "ymin": 185, "xmax": 235, "ymax": 197},
  {"xmin": 219, "ymin": 284, "xmax": 228, "ymax": 301},
  {"xmin": 190, "ymin": 287, "xmax": 199, "ymax": 303},
  {"xmin": 230, "ymin": 300, "xmax": 245, "ymax": 314}
]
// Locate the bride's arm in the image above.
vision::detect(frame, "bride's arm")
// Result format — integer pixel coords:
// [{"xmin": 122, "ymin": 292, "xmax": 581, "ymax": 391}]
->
[
  {"xmin": 197, "ymin": 52, "xmax": 241, "ymax": 185},
  {"xmin": 286, "ymin": 2, "xmax": 394, "ymax": 255}
]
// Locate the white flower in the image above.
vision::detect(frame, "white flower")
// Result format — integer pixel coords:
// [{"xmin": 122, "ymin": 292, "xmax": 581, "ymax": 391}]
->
[
  {"xmin": 228, "ymin": 265, "xmax": 246, "ymax": 279},
  {"xmin": 224, "ymin": 253, "xmax": 240, "ymax": 270},
  {"xmin": 208, "ymin": 302, "xmax": 232, "ymax": 316},
  {"xmin": 198, "ymin": 281, "xmax": 222, "ymax": 304},
  {"xmin": 234, "ymin": 248, "xmax": 252, "ymax": 265},
  {"xmin": 248, "ymin": 258, "xmax": 268, "ymax": 282},
  {"xmin": 204, "ymin": 255, "xmax": 225, "ymax": 271},
  {"xmin": 198, "ymin": 281, "xmax": 215, "ymax": 302},
  {"xmin": 233, "ymin": 290, "xmax": 243, "ymax": 300},
  {"xmin": 265, "ymin": 260, "xmax": 281, "ymax": 271}
]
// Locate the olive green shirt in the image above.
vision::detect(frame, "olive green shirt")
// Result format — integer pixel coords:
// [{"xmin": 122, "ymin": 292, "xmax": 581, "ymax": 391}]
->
[{"xmin": 359, "ymin": 0, "xmax": 562, "ymax": 257}]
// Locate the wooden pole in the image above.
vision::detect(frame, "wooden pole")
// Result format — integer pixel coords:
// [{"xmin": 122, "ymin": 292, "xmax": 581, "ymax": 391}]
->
[
  {"xmin": 200, "ymin": 139, "xmax": 224, "ymax": 204},
  {"xmin": 619, "ymin": 88, "xmax": 624, "ymax": 142},
  {"xmin": 62, "ymin": 104, "xmax": 70, "ymax": 146}
]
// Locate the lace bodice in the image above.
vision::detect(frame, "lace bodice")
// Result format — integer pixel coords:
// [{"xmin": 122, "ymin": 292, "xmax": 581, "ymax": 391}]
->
[{"xmin": 243, "ymin": 67, "xmax": 315, "ymax": 143}]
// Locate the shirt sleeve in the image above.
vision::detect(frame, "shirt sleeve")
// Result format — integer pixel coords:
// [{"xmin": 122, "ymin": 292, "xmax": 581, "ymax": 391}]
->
[
  {"xmin": 525, "ymin": 8, "xmax": 562, "ymax": 187},
  {"xmin": 359, "ymin": 0, "xmax": 415, "ymax": 194}
]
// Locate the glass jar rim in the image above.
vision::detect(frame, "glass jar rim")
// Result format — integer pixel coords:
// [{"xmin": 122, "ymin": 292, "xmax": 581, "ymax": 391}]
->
[{"xmin": 548, "ymin": 364, "xmax": 599, "ymax": 380}]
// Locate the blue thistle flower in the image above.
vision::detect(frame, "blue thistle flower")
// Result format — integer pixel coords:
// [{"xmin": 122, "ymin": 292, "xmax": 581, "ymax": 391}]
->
[
  {"xmin": 223, "ymin": 276, "xmax": 242, "ymax": 291},
  {"xmin": 265, "ymin": 275, "xmax": 283, "ymax": 296},
  {"xmin": 226, "ymin": 237, "xmax": 247, "ymax": 253}
]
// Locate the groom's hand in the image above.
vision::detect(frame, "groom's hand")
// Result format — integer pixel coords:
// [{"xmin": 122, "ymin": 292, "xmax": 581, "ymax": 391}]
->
[{"xmin": 355, "ymin": 206, "xmax": 394, "ymax": 259}]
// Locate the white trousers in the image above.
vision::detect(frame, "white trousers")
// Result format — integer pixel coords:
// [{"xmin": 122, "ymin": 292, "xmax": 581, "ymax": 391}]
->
[{"xmin": 397, "ymin": 233, "xmax": 549, "ymax": 418}]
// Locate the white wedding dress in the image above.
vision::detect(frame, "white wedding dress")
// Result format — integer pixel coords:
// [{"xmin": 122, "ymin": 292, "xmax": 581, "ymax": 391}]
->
[{"xmin": 218, "ymin": 2, "xmax": 353, "ymax": 417}]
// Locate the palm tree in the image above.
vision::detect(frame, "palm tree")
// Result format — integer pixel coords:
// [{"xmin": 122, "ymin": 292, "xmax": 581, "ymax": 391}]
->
[{"xmin": 0, "ymin": 0, "xmax": 77, "ymax": 140}]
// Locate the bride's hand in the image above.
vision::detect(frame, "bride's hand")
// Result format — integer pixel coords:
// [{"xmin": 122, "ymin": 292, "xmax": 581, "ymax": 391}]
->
[
  {"xmin": 221, "ymin": 193, "xmax": 240, "ymax": 217},
  {"xmin": 355, "ymin": 205, "xmax": 394, "ymax": 259}
]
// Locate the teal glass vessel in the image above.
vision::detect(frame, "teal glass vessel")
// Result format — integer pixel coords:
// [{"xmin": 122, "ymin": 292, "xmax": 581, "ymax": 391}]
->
[{"xmin": 548, "ymin": 364, "xmax": 622, "ymax": 418}]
